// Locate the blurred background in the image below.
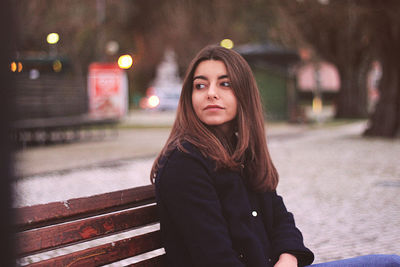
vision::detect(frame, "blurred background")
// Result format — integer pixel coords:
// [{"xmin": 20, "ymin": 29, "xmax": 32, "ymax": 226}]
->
[
  {"xmin": 11, "ymin": 0, "xmax": 400, "ymax": 138},
  {"xmin": 6, "ymin": 0, "xmax": 400, "ymax": 264}
]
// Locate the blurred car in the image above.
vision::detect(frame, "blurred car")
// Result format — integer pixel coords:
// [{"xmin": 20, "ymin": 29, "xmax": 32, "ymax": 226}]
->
[
  {"xmin": 140, "ymin": 49, "xmax": 182, "ymax": 111},
  {"xmin": 140, "ymin": 86, "xmax": 181, "ymax": 111}
]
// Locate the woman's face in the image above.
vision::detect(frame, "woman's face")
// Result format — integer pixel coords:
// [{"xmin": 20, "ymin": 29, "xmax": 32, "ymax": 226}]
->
[{"xmin": 191, "ymin": 60, "xmax": 237, "ymax": 134}]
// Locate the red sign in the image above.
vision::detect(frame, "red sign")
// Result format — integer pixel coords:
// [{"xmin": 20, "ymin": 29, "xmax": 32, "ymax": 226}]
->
[{"xmin": 88, "ymin": 63, "xmax": 128, "ymax": 119}]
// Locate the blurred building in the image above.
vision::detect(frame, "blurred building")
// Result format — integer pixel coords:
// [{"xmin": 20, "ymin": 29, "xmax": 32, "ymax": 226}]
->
[
  {"xmin": 296, "ymin": 61, "xmax": 340, "ymax": 107},
  {"xmin": 296, "ymin": 62, "xmax": 340, "ymax": 93},
  {"xmin": 296, "ymin": 59, "xmax": 381, "ymax": 115},
  {"xmin": 236, "ymin": 43, "xmax": 300, "ymax": 121},
  {"xmin": 13, "ymin": 54, "xmax": 87, "ymax": 120}
]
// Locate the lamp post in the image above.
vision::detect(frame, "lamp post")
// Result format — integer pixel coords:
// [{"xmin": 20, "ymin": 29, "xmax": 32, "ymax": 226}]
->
[{"xmin": 97, "ymin": 0, "xmax": 106, "ymax": 61}]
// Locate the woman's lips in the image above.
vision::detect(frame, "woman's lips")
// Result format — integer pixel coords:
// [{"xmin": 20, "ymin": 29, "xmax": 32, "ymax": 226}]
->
[{"xmin": 204, "ymin": 105, "xmax": 224, "ymax": 110}]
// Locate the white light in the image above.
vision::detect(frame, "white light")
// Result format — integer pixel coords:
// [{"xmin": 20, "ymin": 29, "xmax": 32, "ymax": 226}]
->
[
  {"xmin": 118, "ymin": 55, "xmax": 133, "ymax": 69},
  {"xmin": 148, "ymin": 95, "xmax": 160, "ymax": 108},
  {"xmin": 318, "ymin": 0, "xmax": 329, "ymax": 5},
  {"xmin": 29, "ymin": 69, "xmax": 40, "ymax": 80},
  {"xmin": 47, "ymin": 33, "xmax": 59, "ymax": 44},
  {"xmin": 106, "ymin": 41, "xmax": 119, "ymax": 55}
]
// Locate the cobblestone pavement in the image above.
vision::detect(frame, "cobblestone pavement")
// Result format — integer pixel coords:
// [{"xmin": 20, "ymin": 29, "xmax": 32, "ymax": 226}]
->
[
  {"xmin": 14, "ymin": 121, "xmax": 400, "ymax": 265},
  {"xmin": 269, "ymin": 122, "xmax": 400, "ymax": 263}
]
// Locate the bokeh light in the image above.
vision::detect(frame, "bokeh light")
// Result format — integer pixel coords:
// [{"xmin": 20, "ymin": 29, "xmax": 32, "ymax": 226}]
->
[
  {"xmin": 148, "ymin": 95, "xmax": 160, "ymax": 108},
  {"xmin": 47, "ymin": 33, "xmax": 60, "ymax": 44},
  {"xmin": 106, "ymin": 40, "xmax": 119, "ymax": 55},
  {"xmin": 11, "ymin": 62, "xmax": 17, "ymax": 72},
  {"xmin": 53, "ymin": 60, "xmax": 62, "ymax": 72},
  {"xmin": 312, "ymin": 96, "xmax": 322, "ymax": 113},
  {"xmin": 220, "ymin": 39, "xmax": 234, "ymax": 49},
  {"xmin": 11, "ymin": 61, "xmax": 23, "ymax": 72},
  {"xmin": 118, "ymin": 54, "xmax": 133, "ymax": 69}
]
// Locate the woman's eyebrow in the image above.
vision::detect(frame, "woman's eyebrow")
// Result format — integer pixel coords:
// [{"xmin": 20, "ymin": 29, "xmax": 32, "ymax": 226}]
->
[
  {"xmin": 193, "ymin": 75, "xmax": 207, "ymax": 81},
  {"xmin": 193, "ymin": 74, "xmax": 229, "ymax": 81}
]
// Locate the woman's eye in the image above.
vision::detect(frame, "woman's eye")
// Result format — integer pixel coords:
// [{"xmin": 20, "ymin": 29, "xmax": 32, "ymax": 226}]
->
[
  {"xmin": 194, "ymin": 84, "xmax": 205, "ymax": 89},
  {"xmin": 221, "ymin": 81, "xmax": 231, "ymax": 87}
]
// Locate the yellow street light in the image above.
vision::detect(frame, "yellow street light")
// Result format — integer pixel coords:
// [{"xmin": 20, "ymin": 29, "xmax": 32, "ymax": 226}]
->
[
  {"xmin": 47, "ymin": 33, "xmax": 60, "ymax": 44},
  {"xmin": 220, "ymin": 39, "xmax": 234, "ymax": 49},
  {"xmin": 118, "ymin": 54, "xmax": 133, "ymax": 69}
]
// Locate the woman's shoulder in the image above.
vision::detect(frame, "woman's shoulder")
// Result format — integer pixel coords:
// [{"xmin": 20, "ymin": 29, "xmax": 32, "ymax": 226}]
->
[
  {"xmin": 155, "ymin": 141, "xmax": 216, "ymax": 190},
  {"xmin": 158, "ymin": 141, "xmax": 213, "ymax": 175},
  {"xmin": 166, "ymin": 141, "xmax": 208, "ymax": 164}
]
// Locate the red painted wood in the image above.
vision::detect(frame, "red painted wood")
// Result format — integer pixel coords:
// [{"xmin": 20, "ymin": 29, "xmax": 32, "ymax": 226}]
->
[
  {"xmin": 29, "ymin": 231, "xmax": 162, "ymax": 267},
  {"xmin": 17, "ymin": 204, "xmax": 159, "ymax": 256},
  {"xmin": 16, "ymin": 185, "xmax": 164, "ymax": 266},
  {"xmin": 16, "ymin": 185, "xmax": 155, "ymax": 230}
]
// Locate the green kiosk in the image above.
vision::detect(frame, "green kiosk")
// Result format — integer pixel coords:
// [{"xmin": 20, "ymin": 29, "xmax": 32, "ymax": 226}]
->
[{"xmin": 235, "ymin": 44, "xmax": 300, "ymax": 121}]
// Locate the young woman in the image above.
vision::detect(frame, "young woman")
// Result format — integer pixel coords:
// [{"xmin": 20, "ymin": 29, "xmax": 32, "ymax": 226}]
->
[{"xmin": 150, "ymin": 45, "xmax": 400, "ymax": 267}]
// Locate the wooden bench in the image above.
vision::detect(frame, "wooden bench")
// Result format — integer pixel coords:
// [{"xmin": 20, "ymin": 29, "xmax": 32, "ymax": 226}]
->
[
  {"xmin": 13, "ymin": 74, "xmax": 119, "ymax": 146},
  {"xmin": 13, "ymin": 115, "xmax": 119, "ymax": 146},
  {"xmin": 15, "ymin": 185, "xmax": 165, "ymax": 266}
]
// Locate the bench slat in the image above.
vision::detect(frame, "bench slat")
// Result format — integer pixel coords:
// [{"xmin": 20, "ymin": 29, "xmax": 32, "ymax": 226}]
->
[
  {"xmin": 28, "ymin": 231, "xmax": 162, "ymax": 267},
  {"xmin": 17, "ymin": 205, "xmax": 158, "ymax": 256},
  {"xmin": 16, "ymin": 185, "xmax": 155, "ymax": 230},
  {"xmin": 128, "ymin": 254, "xmax": 166, "ymax": 267}
]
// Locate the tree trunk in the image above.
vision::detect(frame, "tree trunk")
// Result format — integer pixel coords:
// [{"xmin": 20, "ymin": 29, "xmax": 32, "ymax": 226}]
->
[
  {"xmin": 335, "ymin": 62, "xmax": 369, "ymax": 118},
  {"xmin": 364, "ymin": 51, "xmax": 400, "ymax": 137},
  {"xmin": 334, "ymin": 1, "xmax": 370, "ymax": 119},
  {"xmin": 364, "ymin": 15, "xmax": 400, "ymax": 137}
]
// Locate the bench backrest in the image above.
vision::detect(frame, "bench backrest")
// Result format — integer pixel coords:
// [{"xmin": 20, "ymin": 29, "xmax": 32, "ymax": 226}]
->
[{"xmin": 15, "ymin": 185, "xmax": 165, "ymax": 266}]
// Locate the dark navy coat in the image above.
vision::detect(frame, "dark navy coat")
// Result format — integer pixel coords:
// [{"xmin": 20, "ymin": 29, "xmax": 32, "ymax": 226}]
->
[{"xmin": 155, "ymin": 142, "xmax": 314, "ymax": 267}]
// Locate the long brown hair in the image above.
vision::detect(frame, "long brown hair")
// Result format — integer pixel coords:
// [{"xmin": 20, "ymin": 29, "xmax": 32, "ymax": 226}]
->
[{"xmin": 150, "ymin": 45, "xmax": 278, "ymax": 192}]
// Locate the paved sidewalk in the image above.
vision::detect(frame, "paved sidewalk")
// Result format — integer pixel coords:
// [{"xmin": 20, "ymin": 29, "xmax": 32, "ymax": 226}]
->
[
  {"xmin": 270, "ymin": 122, "xmax": 400, "ymax": 263},
  {"xmin": 14, "ymin": 128, "xmax": 171, "ymax": 178},
  {"xmin": 14, "ymin": 110, "xmax": 306, "ymax": 178}
]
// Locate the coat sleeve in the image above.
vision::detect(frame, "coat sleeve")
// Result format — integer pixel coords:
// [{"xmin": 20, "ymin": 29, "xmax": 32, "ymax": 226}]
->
[
  {"xmin": 270, "ymin": 191, "xmax": 314, "ymax": 266},
  {"xmin": 156, "ymin": 149, "xmax": 245, "ymax": 267}
]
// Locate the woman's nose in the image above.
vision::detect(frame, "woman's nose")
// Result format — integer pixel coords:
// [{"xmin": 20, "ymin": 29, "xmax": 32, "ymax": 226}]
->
[{"xmin": 207, "ymin": 84, "xmax": 219, "ymax": 99}]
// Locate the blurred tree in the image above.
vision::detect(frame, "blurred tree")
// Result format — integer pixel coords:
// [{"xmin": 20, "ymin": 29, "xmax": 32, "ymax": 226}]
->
[
  {"xmin": 16, "ymin": 0, "xmax": 99, "ymax": 76},
  {"xmin": 363, "ymin": 1, "xmax": 400, "ymax": 137},
  {"xmin": 106, "ymin": 0, "xmax": 279, "ymax": 97},
  {"xmin": 278, "ymin": 0, "xmax": 371, "ymax": 119},
  {"xmin": 15, "ymin": 0, "xmax": 284, "ymax": 106},
  {"xmin": 278, "ymin": 0, "xmax": 400, "ymax": 136},
  {"xmin": 122, "ymin": 0, "xmax": 276, "ymax": 86}
]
